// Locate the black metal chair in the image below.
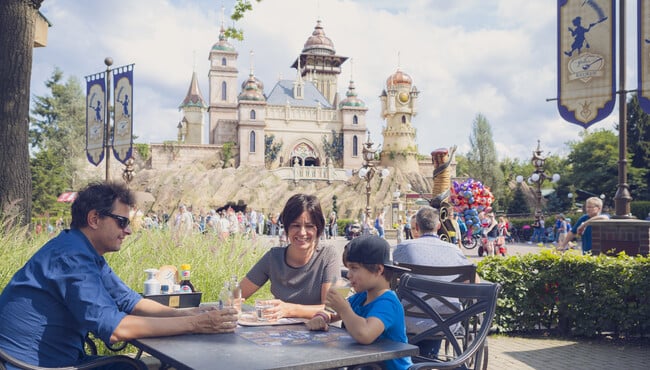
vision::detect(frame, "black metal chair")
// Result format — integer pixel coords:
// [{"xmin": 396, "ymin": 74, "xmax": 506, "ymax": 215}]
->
[
  {"xmin": 390, "ymin": 263, "xmax": 478, "ymax": 289},
  {"xmin": 0, "ymin": 335, "xmax": 146, "ymax": 370},
  {"xmin": 396, "ymin": 273, "xmax": 501, "ymax": 370}
]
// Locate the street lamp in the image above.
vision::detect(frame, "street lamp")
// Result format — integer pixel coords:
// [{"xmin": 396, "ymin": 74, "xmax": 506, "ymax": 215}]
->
[
  {"xmin": 516, "ymin": 140, "xmax": 560, "ymax": 214},
  {"xmin": 358, "ymin": 131, "xmax": 389, "ymax": 221}
]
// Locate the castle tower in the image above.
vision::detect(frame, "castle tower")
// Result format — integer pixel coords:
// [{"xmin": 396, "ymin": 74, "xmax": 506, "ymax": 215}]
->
[
  {"xmin": 339, "ymin": 78, "xmax": 367, "ymax": 170},
  {"xmin": 290, "ymin": 20, "xmax": 347, "ymax": 106},
  {"xmin": 208, "ymin": 24, "xmax": 239, "ymax": 144},
  {"xmin": 237, "ymin": 54, "xmax": 267, "ymax": 167},
  {"xmin": 380, "ymin": 68, "xmax": 420, "ymax": 172},
  {"xmin": 178, "ymin": 71, "xmax": 207, "ymax": 144}
]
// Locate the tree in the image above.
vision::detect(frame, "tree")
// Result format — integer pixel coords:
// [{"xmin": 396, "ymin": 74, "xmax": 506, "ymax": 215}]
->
[
  {"xmin": 29, "ymin": 68, "xmax": 86, "ymax": 215},
  {"xmin": 322, "ymin": 130, "xmax": 344, "ymax": 167},
  {"xmin": 507, "ymin": 185, "xmax": 530, "ymax": 215},
  {"xmin": 225, "ymin": 0, "xmax": 263, "ymax": 40},
  {"xmin": 0, "ymin": 0, "xmax": 43, "ymax": 224},
  {"xmin": 567, "ymin": 129, "xmax": 646, "ymax": 209},
  {"xmin": 264, "ymin": 134, "xmax": 282, "ymax": 167},
  {"xmin": 466, "ymin": 113, "xmax": 504, "ymax": 209},
  {"xmin": 625, "ymin": 94, "xmax": 650, "ymax": 200}
]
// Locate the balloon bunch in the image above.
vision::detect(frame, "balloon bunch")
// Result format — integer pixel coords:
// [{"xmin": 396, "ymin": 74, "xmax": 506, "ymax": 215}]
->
[{"xmin": 450, "ymin": 179, "xmax": 495, "ymax": 229}]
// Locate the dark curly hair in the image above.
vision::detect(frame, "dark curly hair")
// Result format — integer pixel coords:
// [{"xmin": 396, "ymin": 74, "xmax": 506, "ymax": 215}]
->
[{"xmin": 70, "ymin": 182, "xmax": 135, "ymax": 229}]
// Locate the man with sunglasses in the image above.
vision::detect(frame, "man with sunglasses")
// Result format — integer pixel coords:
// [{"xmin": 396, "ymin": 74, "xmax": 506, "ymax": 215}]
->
[{"xmin": 0, "ymin": 182, "xmax": 237, "ymax": 369}]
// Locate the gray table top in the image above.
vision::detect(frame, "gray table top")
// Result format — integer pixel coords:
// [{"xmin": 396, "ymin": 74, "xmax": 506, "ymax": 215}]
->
[{"xmin": 131, "ymin": 323, "xmax": 418, "ymax": 370}]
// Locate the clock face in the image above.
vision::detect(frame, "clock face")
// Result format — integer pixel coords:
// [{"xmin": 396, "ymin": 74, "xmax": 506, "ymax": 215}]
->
[{"xmin": 398, "ymin": 91, "xmax": 410, "ymax": 104}]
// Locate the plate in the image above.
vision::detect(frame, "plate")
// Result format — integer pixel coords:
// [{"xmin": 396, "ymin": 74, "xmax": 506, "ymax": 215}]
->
[{"xmin": 237, "ymin": 314, "xmax": 307, "ymax": 327}]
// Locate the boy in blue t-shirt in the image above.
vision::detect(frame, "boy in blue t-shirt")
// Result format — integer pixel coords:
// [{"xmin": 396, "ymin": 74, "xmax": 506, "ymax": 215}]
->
[{"xmin": 306, "ymin": 235, "xmax": 413, "ymax": 370}]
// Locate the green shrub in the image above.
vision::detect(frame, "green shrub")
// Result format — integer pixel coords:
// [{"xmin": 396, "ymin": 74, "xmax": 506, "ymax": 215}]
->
[{"xmin": 478, "ymin": 250, "xmax": 650, "ymax": 337}]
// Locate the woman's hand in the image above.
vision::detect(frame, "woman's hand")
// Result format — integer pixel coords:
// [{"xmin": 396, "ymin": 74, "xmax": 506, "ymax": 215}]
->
[{"xmin": 258, "ymin": 299, "xmax": 292, "ymax": 320}]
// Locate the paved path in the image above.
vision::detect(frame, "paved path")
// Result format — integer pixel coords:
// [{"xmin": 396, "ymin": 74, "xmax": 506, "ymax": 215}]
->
[{"xmin": 488, "ymin": 335, "xmax": 650, "ymax": 370}]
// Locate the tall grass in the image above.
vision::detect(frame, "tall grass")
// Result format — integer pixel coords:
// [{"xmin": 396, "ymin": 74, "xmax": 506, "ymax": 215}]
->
[{"xmin": 1, "ymin": 226, "xmax": 273, "ymax": 302}]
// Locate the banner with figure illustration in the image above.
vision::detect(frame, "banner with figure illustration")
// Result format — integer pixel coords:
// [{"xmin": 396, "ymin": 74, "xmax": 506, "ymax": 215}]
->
[
  {"xmin": 112, "ymin": 65, "xmax": 134, "ymax": 164},
  {"xmin": 85, "ymin": 73, "xmax": 106, "ymax": 166},
  {"xmin": 557, "ymin": 0, "xmax": 615, "ymax": 128},
  {"xmin": 638, "ymin": 0, "xmax": 650, "ymax": 113}
]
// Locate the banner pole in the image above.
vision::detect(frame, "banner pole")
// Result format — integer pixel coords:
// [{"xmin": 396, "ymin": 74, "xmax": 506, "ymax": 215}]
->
[{"xmin": 104, "ymin": 57, "xmax": 113, "ymax": 181}]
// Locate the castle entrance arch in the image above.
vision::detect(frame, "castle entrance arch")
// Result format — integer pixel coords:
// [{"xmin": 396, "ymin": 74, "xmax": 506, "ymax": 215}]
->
[{"xmin": 290, "ymin": 142, "xmax": 320, "ymax": 167}]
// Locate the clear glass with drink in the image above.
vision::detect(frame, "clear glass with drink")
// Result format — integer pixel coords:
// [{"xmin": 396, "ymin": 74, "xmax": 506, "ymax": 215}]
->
[
  {"xmin": 255, "ymin": 299, "xmax": 274, "ymax": 322},
  {"xmin": 325, "ymin": 277, "xmax": 351, "ymax": 313}
]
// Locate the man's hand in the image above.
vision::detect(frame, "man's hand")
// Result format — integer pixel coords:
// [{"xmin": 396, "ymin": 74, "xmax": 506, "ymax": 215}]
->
[{"xmin": 193, "ymin": 307, "xmax": 238, "ymax": 334}]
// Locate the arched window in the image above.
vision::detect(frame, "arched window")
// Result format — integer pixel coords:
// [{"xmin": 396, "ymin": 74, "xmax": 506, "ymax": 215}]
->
[
  {"xmin": 221, "ymin": 57, "xmax": 227, "ymax": 66},
  {"xmin": 249, "ymin": 131, "xmax": 256, "ymax": 153},
  {"xmin": 353, "ymin": 115, "xmax": 358, "ymax": 125},
  {"xmin": 250, "ymin": 110, "xmax": 256, "ymax": 120},
  {"xmin": 401, "ymin": 115, "xmax": 406, "ymax": 123},
  {"xmin": 353, "ymin": 135, "xmax": 358, "ymax": 156},
  {"xmin": 221, "ymin": 81, "xmax": 227, "ymax": 101}
]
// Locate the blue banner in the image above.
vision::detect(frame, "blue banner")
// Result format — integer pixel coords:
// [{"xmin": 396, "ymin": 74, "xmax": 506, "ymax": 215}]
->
[
  {"xmin": 557, "ymin": 0, "xmax": 616, "ymax": 128},
  {"xmin": 85, "ymin": 73, "xmax": 106, "ymax": 166},
  {"xmin": 112, "ymin": 65, "xmax": 134, "ymax": 164}
]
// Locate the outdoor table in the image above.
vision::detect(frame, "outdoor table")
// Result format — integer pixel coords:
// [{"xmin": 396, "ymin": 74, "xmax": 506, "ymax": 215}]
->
[{"xmin": 130, "ymin": 323, "xmax": 419, "ymax": 370}]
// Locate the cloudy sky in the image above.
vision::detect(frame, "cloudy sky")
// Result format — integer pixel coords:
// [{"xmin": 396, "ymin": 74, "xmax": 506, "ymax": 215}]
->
[{"xmin": 33, "ymin": 0, "xmax": 636, "ymax": 161}]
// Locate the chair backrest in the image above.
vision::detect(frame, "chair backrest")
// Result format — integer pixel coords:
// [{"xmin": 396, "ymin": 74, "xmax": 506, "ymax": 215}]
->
[
  {"xmin": 396, "ymin": 273, "xmax": 501, "ymax": 370},
  {"xmin": 390, "ymin": 262, "xmax": 477, "ymax": 290}
]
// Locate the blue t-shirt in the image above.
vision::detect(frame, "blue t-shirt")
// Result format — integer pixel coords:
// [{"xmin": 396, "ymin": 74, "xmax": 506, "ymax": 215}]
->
[
  {"xmin": 348, "ymin": 290, "xmax": 413, "ymax": 370},
  {"xmin": 0, "ymin": 229, "xmax": 142, "ymax": 368},
  {"xmin": 572, "ymin": 214, "xmax": 609, "ymax": 253}
]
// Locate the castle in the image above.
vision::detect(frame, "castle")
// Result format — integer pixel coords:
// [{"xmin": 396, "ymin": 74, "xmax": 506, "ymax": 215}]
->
[{"xmin": 149, "ymin": 19, "xmax": 430, "ymax": 178}]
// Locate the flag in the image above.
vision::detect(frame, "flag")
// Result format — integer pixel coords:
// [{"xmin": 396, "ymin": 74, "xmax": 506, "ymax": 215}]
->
[
  {"xmin": 85, "ymin": 73, "xmax": 106, "ymax": 166},
  {"xmin": 638, "ymin": 0, "xmax": 650, "ymax": 112},
  {"xmin": 112, "ymin": 65, "xmax": 134, "ymax": 164},
  {"xmin": 557, "ymin": 0, "xmax": 615, "ymax": 128}
]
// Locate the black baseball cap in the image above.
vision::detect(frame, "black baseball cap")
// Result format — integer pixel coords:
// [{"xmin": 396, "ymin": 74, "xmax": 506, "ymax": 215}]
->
[{"xmin": 345, "ymin": 235, "xmax": 411, "ymax": 271}]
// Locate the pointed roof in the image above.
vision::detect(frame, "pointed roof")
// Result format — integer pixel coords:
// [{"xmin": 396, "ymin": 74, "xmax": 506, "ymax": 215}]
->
[
  {"xmin": 339, "ymin": 80, "xmax": 365, "ymax": 108},
  {"xmin": 178, "ymin": 71, "xmax": 207, "ymax": 109}
]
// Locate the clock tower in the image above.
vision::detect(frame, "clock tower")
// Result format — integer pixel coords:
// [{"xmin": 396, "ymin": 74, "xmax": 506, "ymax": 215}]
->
[{"xmin": 379, "ymin": 68, "xmax": 420, "ymax": 172}]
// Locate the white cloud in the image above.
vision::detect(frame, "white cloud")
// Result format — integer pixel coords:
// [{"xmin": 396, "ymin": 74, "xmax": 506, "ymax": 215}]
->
[{"xmin": 33, "ymin": 0, "xmax": 631, "ymax": 162}]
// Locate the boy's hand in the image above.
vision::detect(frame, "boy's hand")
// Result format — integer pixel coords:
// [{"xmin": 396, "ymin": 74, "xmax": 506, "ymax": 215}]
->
[{"xmin": 305, "ymin": 313, "xmax": 329, "ymax": 331}]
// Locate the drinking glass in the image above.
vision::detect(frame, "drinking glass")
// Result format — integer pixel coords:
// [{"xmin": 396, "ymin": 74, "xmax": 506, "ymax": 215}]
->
[
  {"xmin": 325, "ymin": 277, "xmax": 351, "ymax": 313},
  {"xmin": 254, "ymin": 299, "xmax": 274, "ymax": 322}
]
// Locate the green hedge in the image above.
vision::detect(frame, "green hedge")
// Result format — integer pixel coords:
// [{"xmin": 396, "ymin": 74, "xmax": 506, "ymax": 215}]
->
[{"xmin": 477, "ymin": 250, "xmax": 650, "ymax": 337}]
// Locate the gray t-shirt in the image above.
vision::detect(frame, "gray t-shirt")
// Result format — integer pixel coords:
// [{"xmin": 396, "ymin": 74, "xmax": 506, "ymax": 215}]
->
[{"xmin": 246, "ymin": 244, "xmax": 339, "ymax": 305}]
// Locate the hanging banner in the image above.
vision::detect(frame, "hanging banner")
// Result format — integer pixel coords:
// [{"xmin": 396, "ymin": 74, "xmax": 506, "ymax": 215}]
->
[
  {"xmin": 85, "ymin": 73, "xmax": 106, "ymax": 166},
  {"xmin": 557, "ymin": 0, "xmax": 615, "ymax": 128},
  {"xmin": 112, "ymin": 65, "xmax": 134, "ymax": 164},
  {"xmin": 638, "ymin": 0, "xmax": 650, "ymax": 112}
]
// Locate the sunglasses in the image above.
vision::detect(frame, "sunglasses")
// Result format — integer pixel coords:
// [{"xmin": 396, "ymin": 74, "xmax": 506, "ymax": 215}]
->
[{"xmin": 103, "ymin": 213, "xmax": 130, "ymax": 229}]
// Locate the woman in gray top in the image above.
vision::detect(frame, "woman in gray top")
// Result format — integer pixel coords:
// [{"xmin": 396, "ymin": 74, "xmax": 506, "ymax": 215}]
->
[{"xmin": 240, "ymin": 194, "xmax": 339, "ymax": 319}]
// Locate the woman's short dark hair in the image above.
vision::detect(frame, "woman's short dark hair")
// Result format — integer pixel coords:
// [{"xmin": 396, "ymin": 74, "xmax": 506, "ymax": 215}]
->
[
  {"xmin": 280, "ymin": 194, "xmax": 325, "ymax": 238},
  {"xmin": 70, "ymin": 182, "xmax": 135, "ymax": 229}
]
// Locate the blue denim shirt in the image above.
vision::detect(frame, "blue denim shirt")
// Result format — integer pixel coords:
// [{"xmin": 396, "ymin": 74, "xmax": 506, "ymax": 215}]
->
[{"xmin": 0, "ymin": 229, "xmax": 141, "ymax": 368}]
